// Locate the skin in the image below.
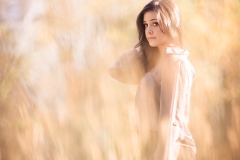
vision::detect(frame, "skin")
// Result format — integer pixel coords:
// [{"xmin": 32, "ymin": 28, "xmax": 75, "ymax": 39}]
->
[{"xmin": 143, "ymin": 11, "xmax": 173, "ymax": 56}]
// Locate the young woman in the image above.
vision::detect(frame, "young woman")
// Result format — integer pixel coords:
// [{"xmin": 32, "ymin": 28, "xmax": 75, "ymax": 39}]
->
[{"xmin": 109, "ymin": 0, "xmax": 196, "ymax": 159}]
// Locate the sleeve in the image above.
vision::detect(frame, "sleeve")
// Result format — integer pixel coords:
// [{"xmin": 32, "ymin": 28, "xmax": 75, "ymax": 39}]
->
[
  {"xmin": 155, "ymin": 56, "xmax": 195, "ymax": 160},
  {"xmin": 176, "ymin": 60, "xmax": 196, "ymax": 155},
  {"xmin": 155, "ymin": 56, "xmax": 182, "ymax": 160},
  {"xmin": 108, "ymin": 48, "xmax": 146, "ymax": 85},
  {"xmin": 175, "ymin": 59, "xmax": 191, "ymax": 130}
]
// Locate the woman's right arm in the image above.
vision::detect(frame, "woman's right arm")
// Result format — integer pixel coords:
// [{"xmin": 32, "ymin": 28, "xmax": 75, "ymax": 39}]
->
[{"xmin": 108, "ymin": 48, "xmax": 145, "ymax": 84}]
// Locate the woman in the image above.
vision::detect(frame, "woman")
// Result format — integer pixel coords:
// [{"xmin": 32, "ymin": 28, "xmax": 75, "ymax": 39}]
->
[{"xmin": 108, "ymin": 0, "xmax": 196, "ymax": 159}]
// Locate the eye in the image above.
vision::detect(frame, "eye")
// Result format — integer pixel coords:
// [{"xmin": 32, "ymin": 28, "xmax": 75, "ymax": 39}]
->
[
  {"xmin": 143, "ymin": 23, "xmax": 148, "ymax": 28},
  {"xmin": 153, "ymin": 22, "xmax": 159, "ymax": 26}
]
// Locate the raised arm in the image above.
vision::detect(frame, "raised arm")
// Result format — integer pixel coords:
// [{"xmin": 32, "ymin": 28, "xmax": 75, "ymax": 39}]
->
[{"xmin": 108, "ymin": 48, "xmax": 145, "ymax": 84}]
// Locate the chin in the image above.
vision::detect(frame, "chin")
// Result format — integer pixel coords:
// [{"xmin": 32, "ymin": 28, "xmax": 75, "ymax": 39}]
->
[{"xmin": 148, "ymin": 42, "xmax": 158, "ymax": 47}]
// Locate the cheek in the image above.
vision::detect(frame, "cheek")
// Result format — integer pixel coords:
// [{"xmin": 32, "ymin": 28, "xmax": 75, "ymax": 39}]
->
[
  {"xmin": 158, "ymin": 31, "xmax": 168, "ymax": 40},
  {"xmin": 156, "ymin": 28, "xmax": 164, "ymax": 35}
]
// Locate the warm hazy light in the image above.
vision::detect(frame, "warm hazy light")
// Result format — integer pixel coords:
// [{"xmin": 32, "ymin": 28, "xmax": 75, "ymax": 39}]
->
[{"xmin": 0, "ymin": 0, "xmax": 239, "ymax": 159}]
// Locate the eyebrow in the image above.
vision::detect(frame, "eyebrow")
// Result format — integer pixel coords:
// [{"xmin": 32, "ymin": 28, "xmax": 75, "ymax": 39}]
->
[{"xmin": 143, "ymin": 19, "xmax": 158, "ymax": 22}]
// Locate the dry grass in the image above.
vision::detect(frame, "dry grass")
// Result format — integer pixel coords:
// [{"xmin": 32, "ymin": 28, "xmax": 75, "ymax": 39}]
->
[{"xmin": 0, "ymin": 0, "xmax": 239, "ymax": 159}]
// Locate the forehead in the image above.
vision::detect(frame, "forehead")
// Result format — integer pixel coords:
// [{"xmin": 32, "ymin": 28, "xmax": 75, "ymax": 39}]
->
[{"xmin": 143, "ymin": 11, "xmax": 157, "ymax": 21}]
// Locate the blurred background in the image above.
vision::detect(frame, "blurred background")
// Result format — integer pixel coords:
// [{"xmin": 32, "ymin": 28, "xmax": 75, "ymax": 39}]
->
[{"xmin": 0, "ymin": 0, "xmax": 239, "ymax": 159}]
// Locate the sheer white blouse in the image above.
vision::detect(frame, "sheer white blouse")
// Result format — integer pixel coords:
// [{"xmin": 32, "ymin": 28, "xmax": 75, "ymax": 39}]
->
[{"xmin": 109, "ymin": 46, "xmax": 196, "ymax": 159}]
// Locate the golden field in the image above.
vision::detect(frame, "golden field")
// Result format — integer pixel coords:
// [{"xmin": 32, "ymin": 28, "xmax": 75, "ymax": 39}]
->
[{"xmin": 0, "ymin": 0, "xmax": 239, "ymax": 159}]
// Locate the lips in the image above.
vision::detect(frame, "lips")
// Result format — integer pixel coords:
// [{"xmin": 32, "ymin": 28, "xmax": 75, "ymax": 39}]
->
[{"xmin": 147, "ymin": 37, "xmax": 156, "ymax": 40}]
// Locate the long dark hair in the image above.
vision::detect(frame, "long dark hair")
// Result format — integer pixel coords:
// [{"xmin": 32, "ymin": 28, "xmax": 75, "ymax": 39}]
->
[{"xmin": 135, "ymin": 0, "xmax": 182, "ymax": 70}]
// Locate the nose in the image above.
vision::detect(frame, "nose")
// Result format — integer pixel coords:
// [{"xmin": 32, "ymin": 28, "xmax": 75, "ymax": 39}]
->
[{"xmin": 146, "ymin": 26, "xmax": 153, "ymax": 34}]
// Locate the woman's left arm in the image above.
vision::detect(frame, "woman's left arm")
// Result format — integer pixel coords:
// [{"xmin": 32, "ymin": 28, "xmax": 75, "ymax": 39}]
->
[{"xmin": 154, "ymin": 56, "xmax": 190, "ymax": 160}]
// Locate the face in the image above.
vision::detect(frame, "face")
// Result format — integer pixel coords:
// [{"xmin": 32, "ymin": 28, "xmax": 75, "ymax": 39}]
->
[{"xmin": 143, "ymin": 11, "xmax": 171, "ymax": 48}]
